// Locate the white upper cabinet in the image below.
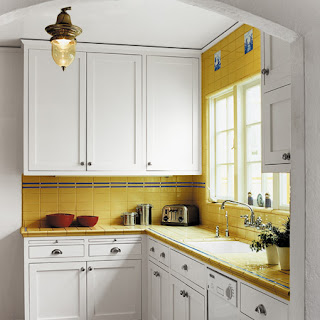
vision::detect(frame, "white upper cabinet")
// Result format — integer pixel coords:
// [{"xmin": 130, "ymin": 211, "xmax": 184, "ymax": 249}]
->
[
  {"xmin": 23, "ymin": 40, "xmax": 201, "ymax": 175},
  {"xmin": 261, "ymin": 33, "xmax": 291, "ymax": 93},
  {"xmin": 27, "ymin": 49, "xmax": 87, "ymax": 172},
  {"xmin": 87, "ymin": 53, "xmax": 144, "ymax": 172},
  {"xmin": 261, "ymin": 34, "xmax": 291, "ymax": 172},
  {"xmin": 262, "ymin": 85, "xmax": 291, "ymax": 172},
  {"xmin": 146, "ymin": 56, "xmax": 201, "ymax": 173}
]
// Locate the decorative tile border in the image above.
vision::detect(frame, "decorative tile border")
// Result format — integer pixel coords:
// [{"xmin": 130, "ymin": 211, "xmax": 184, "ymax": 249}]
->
[{"xmin": 22, "ymin": 181, "xmax": 206, "ymax": 189}]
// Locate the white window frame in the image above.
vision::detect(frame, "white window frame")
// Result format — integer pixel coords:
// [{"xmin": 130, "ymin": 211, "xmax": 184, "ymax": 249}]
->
[{"xmin": 209, "ymin": 76, "xmax": 290, "ymax": 210}]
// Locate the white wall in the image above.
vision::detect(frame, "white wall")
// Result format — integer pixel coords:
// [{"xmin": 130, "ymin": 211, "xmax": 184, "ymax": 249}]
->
[{"xmin": 0, "ymin": 48, "xmax": 24, "ymax": 320}]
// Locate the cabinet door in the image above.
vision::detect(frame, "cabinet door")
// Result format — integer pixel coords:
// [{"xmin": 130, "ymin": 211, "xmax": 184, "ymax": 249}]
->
[
  {"xmin": 29, "ymin": 262, "xmax": 86, "ymax": 320},
  {"xmin": 87, "ymin": 53, "xmax": 144, "ymax": 171},
  {"xmin": 170, "ymin": 276, "xmax": 205, "ymax": 320},
  {"xmin": 28, "ymin": 49, "xmax": 86, "ymax": 171},
  {"xmin": 147, "ymin": 56, "xmax": 200, "ymax": 172},
  {"xmin": 261, "ymin": 33, "xmax": 291, "ymax": 93},
  {"xmin": 87, "ymin": 260, "xmax": 141, "ymax": 320},
  {"xmin": 148, "ymin": 261, "xmax": 170, "ymax": 320},
  {"xmin": 262, "ymin": 85, "xmax": 291, "ymax": 171}
]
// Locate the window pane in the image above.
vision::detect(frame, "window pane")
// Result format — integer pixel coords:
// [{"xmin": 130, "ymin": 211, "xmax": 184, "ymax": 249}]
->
[
  {"xmin": 227, "ymin": 96, "xmax": 234, "ymax": 130},
  {"xmin": 216, "ymin": 132, "xmax": 227, "ymax": 164},
  {"xmin": 246, "ymin": 85, "xmax": 261, "ymax": 125},
  {"xmin": 216, "ymin": 98, "xmax": 227, "ymax": 132},
  {"xmin": 280, "ymin": 173, "xmax": 290, "ymax": 207},
  {"xmin": 216, "ymin": 165, "xmax": 234, "ymax": 199},
  {"xmin": 262, "ymin": 173, "xmax": 273, "ymax": 199},
  {"xmin": 247, "ymin": 163, "xmax": 262, "ymax": 200},
  {"xmin": 246, "ymin": 124, "xmax": 261, "ymax": 162}
]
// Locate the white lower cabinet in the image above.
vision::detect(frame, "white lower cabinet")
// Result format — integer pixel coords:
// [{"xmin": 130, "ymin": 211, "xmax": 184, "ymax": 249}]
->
[
  {"xmin": 170, "ymin": 276, "xmax": 205, "ymax": 320},
  {"xmin": 29, "ymin": 262, "xmax": 87, "ymax": 320},
  {"xmin": 148, "ymin": 261, "xmax": 170, "ymax": 320},
  {"xmin": 87, "ymin": 260, "xmax": 142, "ymax": 320}
]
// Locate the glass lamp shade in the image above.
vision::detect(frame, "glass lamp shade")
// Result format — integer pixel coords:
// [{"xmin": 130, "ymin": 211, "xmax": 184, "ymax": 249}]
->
[{"xmin": 51, "ymin": 38, "xmax": 76, "ymax": 70}]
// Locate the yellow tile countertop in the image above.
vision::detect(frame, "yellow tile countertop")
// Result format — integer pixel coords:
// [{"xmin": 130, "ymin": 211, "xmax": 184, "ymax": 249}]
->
[{"xmin": 20, "ymin": 224, "xmax": 290, "ymax": 301}]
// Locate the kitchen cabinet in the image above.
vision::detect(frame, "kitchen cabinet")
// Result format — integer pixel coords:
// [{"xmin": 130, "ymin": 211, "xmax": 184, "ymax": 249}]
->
[
  {"xmin": 23, "ymin": 40, "xmax": 201, "ymax": 176},
  {"xmin": 29, "ymin": 262, "xmax": 87, "ymax": 320},
  {"xmin": 148, "ymin": 261, "xmax": 170, "ymax": 320},
  {"xmin": 262, "ymin": 85, "xmax": 291, "ymax": 172},
  {"xmin": 261, "ymin": 33, "xmax": 291, "ymax": 172},
  {"xmin": 87, "ymin": 53, "xmax": 144, "ymax": 172},
  {"xmin": 170, "ymin": 276, "xmax": 205, "ymax": 320},
  {"xmin": 146, "ymin": 56, "xmax": 200, "ymax": 172},
  {"xmin": 261, "ymin": 33, "xmax": 291, "ymax": 93},
  {"xmin": 87, "ymin": 260, "xmax": 142, "ymax": 320},
  {"xmin": 27, "ymin": 49, "xmax": 87, "ymax": 172}
]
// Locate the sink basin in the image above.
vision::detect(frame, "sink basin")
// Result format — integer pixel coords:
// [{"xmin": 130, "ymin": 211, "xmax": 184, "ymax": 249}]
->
[{"xmin": 186, "ymin": 240, "xmax": 252, "ymax": 254}]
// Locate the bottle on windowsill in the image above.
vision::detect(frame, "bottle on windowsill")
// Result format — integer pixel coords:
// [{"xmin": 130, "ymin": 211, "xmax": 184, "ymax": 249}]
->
[
  {"xmin": 248, "ymin": 192, "xmax": 253, "ymax": 206},
  {"xmin": 265, "ymin": 193, "xmax": 271, "ymax": 208}
]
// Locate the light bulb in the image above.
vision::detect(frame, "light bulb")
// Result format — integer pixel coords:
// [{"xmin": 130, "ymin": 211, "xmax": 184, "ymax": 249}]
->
[{"xmin": 51, "ymin": 39, "xmax": 76, "ymax": 71}]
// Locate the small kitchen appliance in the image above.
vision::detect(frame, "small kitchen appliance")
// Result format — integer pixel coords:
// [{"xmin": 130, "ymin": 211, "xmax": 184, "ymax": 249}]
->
[
  {"xmin": 161, "ymin": 204, "xmax": 199, "ymax": 226},
  {"xmin": 121, "ymin": 212, "xmax": 137, "ymax": 226},
  {"xmin": 136, "ymin": 204, "xmax": 152, "ymax": 225}
]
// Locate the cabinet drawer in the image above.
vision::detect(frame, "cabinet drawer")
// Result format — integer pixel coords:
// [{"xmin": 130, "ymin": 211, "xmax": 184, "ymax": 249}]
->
[
  {"xmin": 29, "ymin": 245, "xmax": 85, "ymax": 259},
  {"xmin": 148, "ymin": 238, "xmax": 169, "ymax": 266},
  {"xmin": 170, "ymin": 250, "xmax": 205, "ymax": 288},
  {"xmin": 240, "ymin": 284, "xmax": 288, "ymax": 320},
  {"xmin": 89, "ymin": 243, "xmax": 142, "ymax": 257}
]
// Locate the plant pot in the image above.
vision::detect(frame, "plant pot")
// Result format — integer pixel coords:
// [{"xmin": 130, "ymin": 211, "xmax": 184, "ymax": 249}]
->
[
  {"xmin": 266, "ymin": 245, "xmax": 279, "ymax": 265},
  {"xmin": 277, "ymin": 246, "xmax": 290, "ymax": 270}
]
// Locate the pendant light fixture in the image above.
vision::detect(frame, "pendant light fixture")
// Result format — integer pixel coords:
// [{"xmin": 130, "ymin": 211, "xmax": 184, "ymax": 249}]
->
[{"xmin": 45, "ymin": 7, "xmax": 82, "ymax": 71}]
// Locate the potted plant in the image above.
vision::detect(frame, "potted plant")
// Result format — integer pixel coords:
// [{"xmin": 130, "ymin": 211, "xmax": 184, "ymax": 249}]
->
[
  {"xmin": 250, "ymin": 229, "xmax": 279, "ymax": 265},
  {"xmin": 273, "ymin": 218, "xmax": 290, "ymax": 270}
]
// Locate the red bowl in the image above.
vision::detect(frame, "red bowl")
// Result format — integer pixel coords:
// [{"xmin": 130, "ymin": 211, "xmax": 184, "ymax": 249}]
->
[
  {"xmin": 46, "ymin": 213, "xmax": 74, "ymax": 228},
  {"xmin": 77, "ymin": 216, "xmax": 99, "ymax": 227}
]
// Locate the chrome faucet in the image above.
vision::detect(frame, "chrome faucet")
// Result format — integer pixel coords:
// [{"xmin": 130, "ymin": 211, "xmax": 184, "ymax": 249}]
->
[{"xmin": 221, "ymin": 200, "xmax": 255, "ymax": 226}]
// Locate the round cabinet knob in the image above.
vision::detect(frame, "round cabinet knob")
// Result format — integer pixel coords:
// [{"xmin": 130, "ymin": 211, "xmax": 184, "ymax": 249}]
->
[
  {"xmin": 147, "ymin": 162, "xmax": 152, "ymax": 166},
  {"xmin": 282, "ymin": 153, "xmax": 291, "ymax": 161},
  {"xmin": 88, "ymin": 162, "xmax": 92, "ymax": 166},
  {"xmin": 181, "ymin": 264, "xmax": 188, "ymax": 271},
  {"xmin": 80, "ymin": 267, "xmax": 85, "ymax": 272},
  {"xmin": 178, "ymin": 217, "xmax": 184, "ymax": 223},
  {"xmin": 255, "ymin": 304, "xmax": 267, "ymax": 315},
  {"xmin": 183, "ymin": 291, "xmax": 188, "ymax": 298},
  {"xmin": 150, "ymin": 247, "xmax": 155, "ymax": 252},
  {"xmin": 51, "ymin": 249, "xmax": 62, "ymax": 255},
  {"xmin": 80, "ymin": 161, "xmax": 85, "ymax": 166},
  {"xmin": 180, "ymin": 290, "xmax": 185, "ymax": 296},
  {"xmin": 160, "ymin": 252, "xmax": 166, "ymax": 258},
  {"xmin": 110, "ymin": 247, "xmax": 121, "ymax": 254},
  {"xmin": 261, "ymin": 68, "xmax": 269, "ymax": 75},
  {"xmin": 88, "ymin": 267, "xmax": 93, "ymax": 271}
]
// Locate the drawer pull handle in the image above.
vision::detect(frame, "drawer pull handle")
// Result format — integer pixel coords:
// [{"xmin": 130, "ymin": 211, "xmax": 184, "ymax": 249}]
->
[
  {"xmin": 110, "ymin": 247, "xmax": 121, "ymax": 254},
  {"xmin": 181, "ymin": 264, "xmax": 188, "ymax": 271},
  {"xmin": 150, "ymin": 247, "xmax": 155, "ymax": 252},
  {"xmin": 255, "ymin": 304, "xmax": 267, "ymax": 315},
  {"xmin": 153, "ymin": 271, "xmax": 160, "ymax": 277},
  {"xmin": 51, "ymin": 249, "xmax": 62, "ymax": 255},
  {"xmin": 160, "ymin": 252, "xmax": 166, "ymax": 258}
]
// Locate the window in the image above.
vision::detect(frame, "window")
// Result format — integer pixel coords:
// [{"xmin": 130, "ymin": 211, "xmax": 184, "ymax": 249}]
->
[{"xmin": 209, "ymin": 77, "xmax": 290, "ymax": 210}]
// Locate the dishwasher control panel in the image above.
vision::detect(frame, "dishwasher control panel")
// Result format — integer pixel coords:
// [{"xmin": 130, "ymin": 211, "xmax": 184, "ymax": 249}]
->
[{"xmin": 207, "ymin": 268, "xmax": 237, "ymax": 307}]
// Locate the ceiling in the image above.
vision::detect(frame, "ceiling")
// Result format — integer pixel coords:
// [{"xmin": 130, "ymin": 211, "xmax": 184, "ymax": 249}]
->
[{"xmin": 0, "ymin": 0, "xmax": 237, "ymax": 48}]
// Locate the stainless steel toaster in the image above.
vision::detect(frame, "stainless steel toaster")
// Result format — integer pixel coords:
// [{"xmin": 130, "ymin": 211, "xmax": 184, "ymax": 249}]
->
[{"xmin": 161, "ymin": 204, "xmax": 199, "ymax": 226}]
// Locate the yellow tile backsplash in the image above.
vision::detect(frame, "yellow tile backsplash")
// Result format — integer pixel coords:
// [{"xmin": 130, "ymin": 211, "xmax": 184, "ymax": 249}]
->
[{"xmin": 22, "ymin": 175, "xmax": 196, "ymax": 228}]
